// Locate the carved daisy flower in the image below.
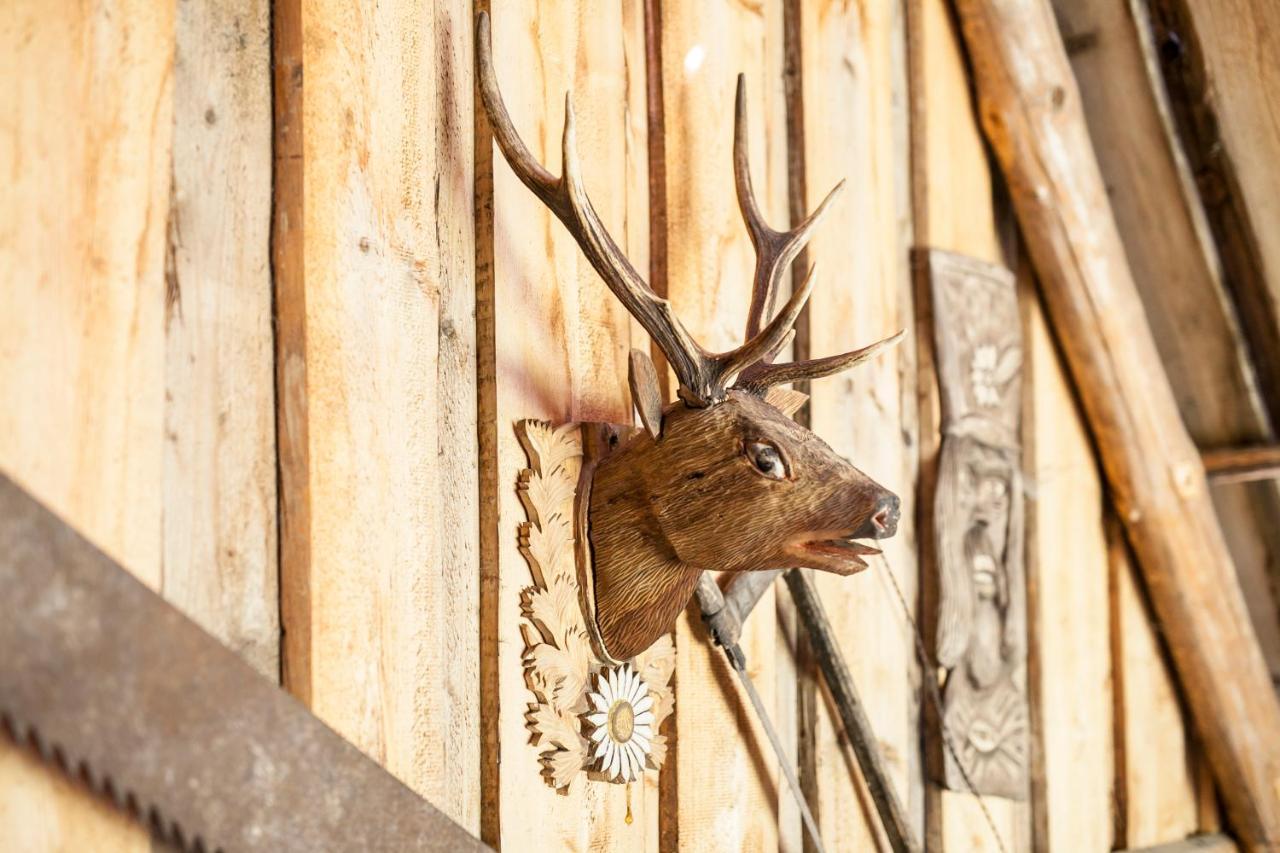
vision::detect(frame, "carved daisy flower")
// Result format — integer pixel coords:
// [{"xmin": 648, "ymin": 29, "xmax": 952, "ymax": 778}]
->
[{"xmin": 585, "ymin": 664, "xmax": 655, "ymax": 782}]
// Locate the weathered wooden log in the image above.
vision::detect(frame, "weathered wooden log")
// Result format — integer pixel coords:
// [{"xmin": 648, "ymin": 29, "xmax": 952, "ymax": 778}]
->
[
  {"xmin": 1203, "ymin": 445, "xmax": 1280, "ymax": 486},
  {"xmin": 950, "ymin": 0, "xmax": 1280, "ymax": 847}
]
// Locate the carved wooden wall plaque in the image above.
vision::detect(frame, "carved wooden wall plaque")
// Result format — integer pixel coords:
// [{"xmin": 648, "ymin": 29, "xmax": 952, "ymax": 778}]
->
[
  {"xmin": 923, "ymin": 248, "xmax": 1028, "ymax": 800},
  {"xmin": 515, "ymin": 420, "xmax": 675, "ymax": 790}
]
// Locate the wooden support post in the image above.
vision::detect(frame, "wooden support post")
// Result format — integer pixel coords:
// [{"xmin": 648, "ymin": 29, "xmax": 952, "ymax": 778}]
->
[
  {"xmin": 1203, "ymin": 446, "xmax": 1280, "ymax": 486},
  {"xmin": 950, "ymin": 0, "xmax": 1280, "ymax": 846}
]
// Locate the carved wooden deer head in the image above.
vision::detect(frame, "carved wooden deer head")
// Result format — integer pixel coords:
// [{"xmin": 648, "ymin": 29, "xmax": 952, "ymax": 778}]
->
[{"xmin": 479, "ymin": 13, "xmax": 903, "ymax": 660}]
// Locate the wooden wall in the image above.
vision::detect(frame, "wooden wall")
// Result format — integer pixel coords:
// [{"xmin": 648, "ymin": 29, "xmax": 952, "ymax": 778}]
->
[{"xmin": 0, "ymin": 1, "xmax": 1253, "ymax": 851}]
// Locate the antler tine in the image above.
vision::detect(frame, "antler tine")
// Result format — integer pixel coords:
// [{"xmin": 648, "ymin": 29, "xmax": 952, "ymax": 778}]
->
[
  {"xmin": 734, "ymin": 74, "xmax": 846, "ymax": 340},
  {"xmin": 476, "ymin": 13, "xmax": 716, "ymax": 400},
  {"xmin": 738, "ymin": 329, "xmax": 906, "ymax": 392},
  {"xmin": 721, "ymin": 265, "xmax": 817, "ymax": 386}
]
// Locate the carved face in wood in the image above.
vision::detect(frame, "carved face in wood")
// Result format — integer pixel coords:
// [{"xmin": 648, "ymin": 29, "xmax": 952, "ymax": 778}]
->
[
  {"xmin": 603, "ymin": 391, "xmax": 897, "ymax": 573},
  {"xmin": 478, "ymin": 13, "xmax": 903, "ymax": 661}
]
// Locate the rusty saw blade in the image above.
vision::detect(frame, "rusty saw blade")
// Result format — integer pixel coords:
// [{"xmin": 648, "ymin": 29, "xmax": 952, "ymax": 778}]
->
[{"xmin": 0, "ymin": 472, "xmax": 490, "ymax": 853}]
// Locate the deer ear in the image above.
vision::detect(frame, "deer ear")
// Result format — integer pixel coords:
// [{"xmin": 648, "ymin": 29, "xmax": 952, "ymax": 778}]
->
[
  {"xmin": 763, "ymin": 386, "xmax": 809, "ymax": 418},
  {"xmin": 629, "ymin": 349, "xmax": 665, "ymax": 439}
]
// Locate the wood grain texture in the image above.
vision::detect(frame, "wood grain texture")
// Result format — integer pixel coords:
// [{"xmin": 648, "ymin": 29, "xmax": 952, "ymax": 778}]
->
[
  {"xmin": 165, "ymin": 0, "xmax": 278, "ymax": 678},
  {"xmin": 1053, "ymin": 0, "xmax": 1280, "ymax": 686},
  {"xmin": 478, "ymin": 2, "xmax": 652, "ymax": 848},
  {"xmin": 279, "ymin": 0, "xmax": 480, "ymax": 831},
  {"xmin": 796, "ymin": 1, "xmax": 920, "ymax": 849},
  {"xmin": 953, "ymin": 0, "xmax": 1280, "ymax": 844},
  {"xmin": 1110, "ymin": 519, "xmax": 1199, "ymax": 848},
  {"xmin": 906, "ymin": 1, "xmax": 1027, "ymax": 848},
  {"xmin": 0, "ymin": 744, "xmax": 145, "ymax": 853},
  {"xmin": 1020, "ymin": 268, "xmax": 1113, "ymax": 853},
  {"xmin": 0, "ymin": 0, "xmax": 173, "ymax": 848},
  {"xmin": 658, "ymin": 3, "xmax": 786, "ymax": 848},
  {"xmin": 1146, "ymin": 0, "xmax": 1280, "ymax": 425}
]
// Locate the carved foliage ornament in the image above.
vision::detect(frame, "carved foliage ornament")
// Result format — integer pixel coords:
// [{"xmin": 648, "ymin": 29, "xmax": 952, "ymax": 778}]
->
[
  {"xmin": 517, "ymin": 422, "xmax": 674, "ymax": 789},
  {"xmin": 923, "ymin": 248, "xmax": 1028, "ymax": 801}
]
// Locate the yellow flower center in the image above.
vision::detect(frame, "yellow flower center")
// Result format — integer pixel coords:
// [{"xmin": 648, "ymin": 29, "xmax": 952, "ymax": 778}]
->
[{"xmin": 608, "ymin": 700, "xmax": 635, "ymax": 743}]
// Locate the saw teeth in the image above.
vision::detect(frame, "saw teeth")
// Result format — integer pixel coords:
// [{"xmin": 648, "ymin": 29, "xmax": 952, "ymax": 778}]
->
[{"xmin": 0, "ymin": 707, "xmax": 217, "ymax": 853}]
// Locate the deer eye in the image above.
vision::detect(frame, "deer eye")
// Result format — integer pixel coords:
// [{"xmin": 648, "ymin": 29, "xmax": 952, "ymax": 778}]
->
[{"xmin": 746, "ymin": 441, "xmax": 788, "ymax": 479}]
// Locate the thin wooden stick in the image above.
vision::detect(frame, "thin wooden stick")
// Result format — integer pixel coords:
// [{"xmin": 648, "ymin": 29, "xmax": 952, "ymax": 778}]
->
[
  {"xmin": 1203, "ymin": 445, "xmax": 1280, "ymax": 486},
  {"xmin": 783, "ymin": 570, "xmax": 921, "ymax": 853},
  {"xmin": 950, "ymin": 0, "xmax": 1280, "ymax": 846}
]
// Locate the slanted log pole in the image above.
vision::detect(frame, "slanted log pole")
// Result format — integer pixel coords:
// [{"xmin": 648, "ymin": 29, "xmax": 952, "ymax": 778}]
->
[{"xmin": 951, "ymin": 0, "xmax": 1280, "ymax": 846}]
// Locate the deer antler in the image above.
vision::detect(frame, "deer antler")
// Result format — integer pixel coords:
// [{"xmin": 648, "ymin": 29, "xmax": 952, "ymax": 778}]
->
[
  {"xmin": 734, "ymin": 75, "xmax": 843, "ymax": 340},
  {"xmin": 478, "ymin": 13, "xmax": 899, "ymax": 405},
  {"xmin": 729, "ymin": 73, "xmax": 904, "ymax": 392}
]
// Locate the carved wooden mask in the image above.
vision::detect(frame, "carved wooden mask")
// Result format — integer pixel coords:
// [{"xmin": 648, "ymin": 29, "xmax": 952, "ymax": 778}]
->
[{"xmin": 923, "ymin": 248, "xmax": 1028, "ymax": 801}]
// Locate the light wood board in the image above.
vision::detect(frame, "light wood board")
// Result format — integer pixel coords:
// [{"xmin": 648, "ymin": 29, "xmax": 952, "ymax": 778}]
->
[
  {"xmin": 479, "ymin": 1, "xmax": 652, "ymax": 848},
  {"xmin": 1110, "ymin": 520, "xmax": 1200, "ymax": 847},
  {"xmin": 1021, "ymin": 267, "xmax": 1114, "ymax": 853},
  {"xmin": 0, "ymin": 0, "xmax": 174, "ymax": 848},
  {"xmin": 797, "ymin": 0, "xmax": 920, "ymax": 849},
  {"xmin": 277, "ymin": 0, "xmax": 480, "ymax": 831},
  {"xmin": 165, "ymin": 0, "xmax": 278, "ymax": 678},
  {"xmin": 658, "ymin": 2, "xmax": 786, "ymax": 849}
]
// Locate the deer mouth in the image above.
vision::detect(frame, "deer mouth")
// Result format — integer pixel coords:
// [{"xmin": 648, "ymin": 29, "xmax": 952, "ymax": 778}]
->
[{"xmin": 796, "ymin": 537, "xmax": 883, "ymax": 575}]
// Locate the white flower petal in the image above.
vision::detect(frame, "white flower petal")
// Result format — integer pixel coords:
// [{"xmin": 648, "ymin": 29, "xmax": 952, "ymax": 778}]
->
[
  {"xmin": 606, "ymin": 743, "xmax": 621, "ymax": 780},
  {"xmin": 590, "ymin": 724, "xmax": 610, "ymax": 744},
  {"xmin": 623, "ymin": 745, "xmax": 639, "ymax": 781},
  {"xmin": 630, "ymin": 728, "xmax": 650, "ymax": 752},
  {"xmin": 595, "ymin": 737, "xmax": 612, "ymax": 760},
  {"xmin": 632, "ymin": 722, "xmax": 653, "ymax": 740},
  {"xmin": 590, "ymin": 691, "xmax": 610, "ymax": 712},
  {"xmin": 606, "ymin": 668, "xmax": 619, "ymax": 702},
  {"xmin": 616, "ymin": 744, "xmax": 632, "ymax": 781},
  {"xmin": 626, "ymin": 676, "xmax": 646, "ymax": 705},
  {"xmin": 634, "ymin": 710, "xmax": 654, "ymax": 726},
  {"xmin": 631, "ymin": 692, "xmax": 653, "ymax": 714},
  {"xmin": 586, "ymin": 711, "xmax": 608, "ymax": 727}
]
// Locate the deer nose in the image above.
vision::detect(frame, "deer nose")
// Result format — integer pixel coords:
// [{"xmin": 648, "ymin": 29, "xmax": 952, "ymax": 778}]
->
[{"xmin": 854, "ymin": 493, "xmax": 900, "ymax": 540}]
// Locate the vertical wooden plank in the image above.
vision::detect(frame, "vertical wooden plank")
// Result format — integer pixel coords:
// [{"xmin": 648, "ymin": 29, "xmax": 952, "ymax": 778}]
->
[
  {"xmin": 797, "ymin": 1, "xmax": 919, "ymax": 849},
  {"xmin": 165, "ymin": 0, "xmax": 278, "ymax": 678},
  {"xmin": 907, "ymin": 1, "xmax": 1027, "ymax": 849},
  {"xmin": 1110, "ymin": 520, "xmax": 1199, "ymax": 848},
  {"xmin": 279, "ymin": 0, "xmax": 480, "ymax": 831},
  {"xmin": 1021, "ymin": 267, "xmax": 1113, "ymax": 853},
  {"xmin": 0, "ymin": 0, "xmax": 173, "ymax": 848},
  {"xmin": 659, "ymin": 4, "xmax": 786, "ymax": 849},
  {"xmin": 478, "ymin": 2, "xmax": 651, "ymax": 848}
]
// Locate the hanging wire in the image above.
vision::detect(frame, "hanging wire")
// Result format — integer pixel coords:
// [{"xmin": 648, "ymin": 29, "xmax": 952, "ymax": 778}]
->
[{"xmin": 875, "ymin": 557, "xmax": 1011, "ymax": 853}]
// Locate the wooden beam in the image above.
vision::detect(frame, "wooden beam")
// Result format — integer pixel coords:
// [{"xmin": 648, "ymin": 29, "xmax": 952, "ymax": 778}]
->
[
  {"xmin": 1146, "ymin": 0, "xmax": 1280, "ymax": 427},
  {"xmin": 1203, "ymin": 446, "xmax": 1280, "ymax": 486},
  {"xmin": 951, "ymin": 0, "xmax": 1280, "ymax": 845},
  {"xmin": 1053, "ymin": 0, "xmax": 1280, "ymax": 687}
]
